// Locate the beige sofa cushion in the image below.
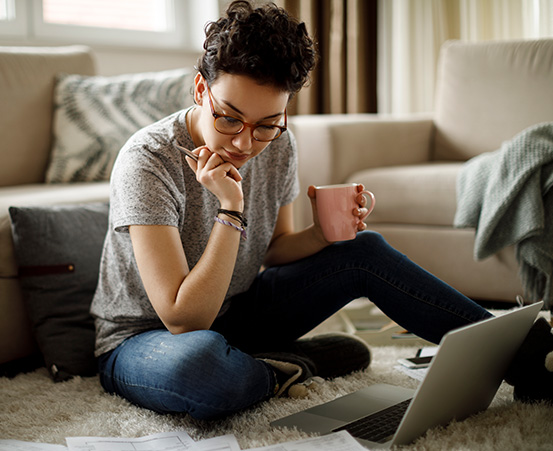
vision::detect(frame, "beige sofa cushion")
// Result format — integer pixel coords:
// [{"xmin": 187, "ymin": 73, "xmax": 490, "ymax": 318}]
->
[
  {"xmin": 434, "ymin": 39, "xmax": 553, "ymax": 161},
  {"xmin": 289, "ymin": 115, "xmax": 435, "ymax": 231},
  {"xmin": 368, "ymin": 224, "xmax": 521, "ymax": 302},
  {"xmin": 0, "ymin": 46, "xmax": 95, "ymax": 187},
  {"xmin": 349, "ymin": 163, "xmax": 461, "ymax": 226}
]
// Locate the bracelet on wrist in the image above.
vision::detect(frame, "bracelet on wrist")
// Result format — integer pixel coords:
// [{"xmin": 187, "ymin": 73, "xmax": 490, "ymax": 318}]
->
[
  {"xmin": 217, "ymin": 209, "xmax": 247, "ymax": 228},
  {"xmin": 214, "ymin": 216, "xmax": 247, "ymax": 240}
]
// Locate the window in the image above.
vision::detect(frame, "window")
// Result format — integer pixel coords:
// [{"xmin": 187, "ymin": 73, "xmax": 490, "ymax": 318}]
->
[
  {"xmin": 42, "ymin": 0, "xmax": 170, "ymax": 32},
  {"xmin": 0, "ymin": 0, "xmax": 15, "ymax": 21},
  {"xmin": 0, "ymin": 0, "xmax": 27, "ymax": 36},
  {"xmin": 0, "ymin": 0, "xmax": 219, "ymax": 50}
]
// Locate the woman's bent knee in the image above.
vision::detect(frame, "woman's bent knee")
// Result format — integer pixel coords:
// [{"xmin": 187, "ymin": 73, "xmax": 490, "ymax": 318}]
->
[{"xmin": 100, "ymin": 329, "xmax": 274, "ymax": 418}]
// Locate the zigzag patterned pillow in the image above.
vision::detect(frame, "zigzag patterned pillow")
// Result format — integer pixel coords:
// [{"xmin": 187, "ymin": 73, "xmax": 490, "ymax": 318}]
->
[{"xmin": 46, "ymin": 68, "xmax": 194, "ymax": 183}]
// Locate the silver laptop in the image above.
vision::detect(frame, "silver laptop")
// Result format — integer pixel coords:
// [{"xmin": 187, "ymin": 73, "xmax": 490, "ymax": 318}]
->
[{"xmin": 271, "ymin": 302, "xmax": 543, "ymax": 448}]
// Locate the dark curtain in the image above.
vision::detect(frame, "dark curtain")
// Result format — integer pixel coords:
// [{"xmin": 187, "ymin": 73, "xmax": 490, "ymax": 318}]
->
[{"xmin": 283, "ymin": 0, "xmax": 378, "ymax": 115}]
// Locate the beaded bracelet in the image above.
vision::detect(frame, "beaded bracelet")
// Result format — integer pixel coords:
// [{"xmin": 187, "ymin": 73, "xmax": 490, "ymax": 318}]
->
[{"xmin": 214, "ymin": 216, "xmax": 247, "ymax": 240}]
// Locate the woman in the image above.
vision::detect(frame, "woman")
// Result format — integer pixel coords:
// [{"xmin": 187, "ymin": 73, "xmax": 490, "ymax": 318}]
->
[{"xmin": 91, "ymin": 1, "xmax": 553, "ymax": 420}]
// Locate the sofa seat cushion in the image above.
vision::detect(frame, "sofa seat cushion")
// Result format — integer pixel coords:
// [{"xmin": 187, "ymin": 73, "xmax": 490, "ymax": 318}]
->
[{"xmin": 348, "ymin": 162, "xmax": 461, "ymax": 227}]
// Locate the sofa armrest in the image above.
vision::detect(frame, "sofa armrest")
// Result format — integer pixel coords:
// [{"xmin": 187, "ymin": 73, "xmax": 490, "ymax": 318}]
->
[{"xmin": 289, "ymin": 114, "xmax": 435, "ymax": 231}]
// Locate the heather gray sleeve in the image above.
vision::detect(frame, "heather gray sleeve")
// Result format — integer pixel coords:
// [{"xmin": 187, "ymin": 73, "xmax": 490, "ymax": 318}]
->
[{"xmin": 110, "ymin": 142, "xmax": 181, "ymax": 233}]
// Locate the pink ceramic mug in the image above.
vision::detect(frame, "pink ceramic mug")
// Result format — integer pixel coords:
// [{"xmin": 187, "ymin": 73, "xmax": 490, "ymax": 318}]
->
[{"xmin": 315, "ymin": 183, "xmax": 376, "ymax": 242}]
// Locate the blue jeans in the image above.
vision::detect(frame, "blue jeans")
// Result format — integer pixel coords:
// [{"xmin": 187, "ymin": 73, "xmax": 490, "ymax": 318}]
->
[{"xmin": 99, "ymin": 231, "xmax": 492, "ymax": 419}]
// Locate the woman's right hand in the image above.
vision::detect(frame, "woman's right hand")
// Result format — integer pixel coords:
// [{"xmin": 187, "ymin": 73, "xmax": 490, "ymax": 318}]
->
[{"xmin": 186, "ymin": 146, "xmax": 244, "ymax": 210}]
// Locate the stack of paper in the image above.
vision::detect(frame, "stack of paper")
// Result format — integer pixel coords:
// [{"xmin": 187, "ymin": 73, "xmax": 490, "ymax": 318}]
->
[{"xmin": 0, "ymin": 430, "xmax": 366, "ymax": 451}]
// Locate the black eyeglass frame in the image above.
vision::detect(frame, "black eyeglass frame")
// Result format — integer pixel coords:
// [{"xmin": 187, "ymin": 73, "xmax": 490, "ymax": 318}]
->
[{"xmin": 205, "ymin": 84, "xmax": 287, "ymax": 142}]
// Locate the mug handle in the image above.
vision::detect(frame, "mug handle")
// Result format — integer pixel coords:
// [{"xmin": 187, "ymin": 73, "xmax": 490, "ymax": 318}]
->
[{"xmin": 357, "ymin": 190, "xmax": 376, "ymax": 221}]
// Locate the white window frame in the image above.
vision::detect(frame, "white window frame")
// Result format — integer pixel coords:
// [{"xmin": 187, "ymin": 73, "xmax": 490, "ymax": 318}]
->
[
  {"xmin": 0, "ymin": 0, "xmax": 28, "ymax": 37},
  {"xmin": 0, "ymin": 0, "xmax": 219, "ymax": 51}
]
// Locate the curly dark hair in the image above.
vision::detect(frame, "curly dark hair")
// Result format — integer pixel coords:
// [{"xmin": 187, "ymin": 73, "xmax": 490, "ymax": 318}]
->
[{"xmin": 197, "ymin": 0, "xmax": 316, "ymax": 95}]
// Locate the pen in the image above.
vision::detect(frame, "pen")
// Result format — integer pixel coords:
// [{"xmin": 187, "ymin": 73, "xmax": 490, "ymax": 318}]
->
[{"xmin": 173, "ymin": 142, "xmax": 198, "ymax": 162}]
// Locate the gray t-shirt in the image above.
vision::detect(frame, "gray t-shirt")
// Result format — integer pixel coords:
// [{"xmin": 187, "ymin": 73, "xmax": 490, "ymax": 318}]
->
[{"xmin": 90, "ymin": 108, "xmax": 300, "ymax": 356}]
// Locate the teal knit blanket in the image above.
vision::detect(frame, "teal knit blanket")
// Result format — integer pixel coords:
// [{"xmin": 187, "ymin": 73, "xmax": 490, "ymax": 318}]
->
[{"xmin": 454, "ymin": 122, "xmax": 553, "ymax": 309}]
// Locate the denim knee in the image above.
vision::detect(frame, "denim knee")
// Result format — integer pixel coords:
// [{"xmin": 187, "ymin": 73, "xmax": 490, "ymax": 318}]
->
[
  {"xmin": 99, "ymin": 329, "xmax": 274, "ymax": 419},
  {"xmin": 163, "ymin": 330, "xmax": 275, "ymax": 419},
  {"xmin": 353, "ymin": 230, "xmax": 392, "ymax": 252},
  {"xmin": 328, "ymin": 230, "xmax": 400, "ymax": 267}
]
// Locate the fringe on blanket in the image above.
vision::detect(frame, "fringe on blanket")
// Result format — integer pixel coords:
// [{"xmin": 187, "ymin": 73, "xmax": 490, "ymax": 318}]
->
[{"xmin": 518, "ymin": 254, "xmax": 549, "ymax": 309}]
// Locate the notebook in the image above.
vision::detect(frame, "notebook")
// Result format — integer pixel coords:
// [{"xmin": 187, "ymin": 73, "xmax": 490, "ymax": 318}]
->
[{"xmin": 271, "ymin": 302, "xmax": 543, "ymax": 448}]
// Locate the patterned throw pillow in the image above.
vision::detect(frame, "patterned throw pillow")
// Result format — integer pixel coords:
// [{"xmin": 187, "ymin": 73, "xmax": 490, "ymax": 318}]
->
[{"xmin": 45, "ymin": 68, "xmax": 194, "ymax": 183}]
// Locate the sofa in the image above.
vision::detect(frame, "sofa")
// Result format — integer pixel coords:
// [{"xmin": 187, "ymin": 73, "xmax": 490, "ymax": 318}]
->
[
  {"xmin": 1, "ymin": 39, "xmax": 552, "ymax": 374},
  {"xmin": 0, "ymin": 45, "xmax": 195, "ymax": 371},
  {"xmin": 291, "ymin": 38, "xmax": 553, "ymax": 306}
]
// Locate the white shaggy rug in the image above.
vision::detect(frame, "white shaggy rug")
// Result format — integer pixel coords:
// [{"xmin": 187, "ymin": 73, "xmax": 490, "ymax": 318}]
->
[{"xmin": 1, "ymin": 344, "xmax": 553, "ymax": 450}]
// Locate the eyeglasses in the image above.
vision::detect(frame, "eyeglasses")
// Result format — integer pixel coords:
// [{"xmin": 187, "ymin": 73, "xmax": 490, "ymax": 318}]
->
[{"xmin": 206, "ymin": 84, "xmax": 287, "ymax": 142}]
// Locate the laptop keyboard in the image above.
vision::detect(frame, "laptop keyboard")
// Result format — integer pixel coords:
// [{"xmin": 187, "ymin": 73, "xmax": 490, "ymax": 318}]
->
[{"xmin": 332, "ymin": 398, "xmax": 412, "ymax": 443}]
